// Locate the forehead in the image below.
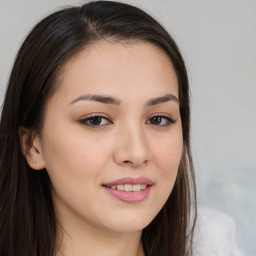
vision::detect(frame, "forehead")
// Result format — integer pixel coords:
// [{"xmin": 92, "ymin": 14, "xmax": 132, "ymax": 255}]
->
[{"xmin": 53, "ymin": 40, "xmax": 178, "ymax": 103}]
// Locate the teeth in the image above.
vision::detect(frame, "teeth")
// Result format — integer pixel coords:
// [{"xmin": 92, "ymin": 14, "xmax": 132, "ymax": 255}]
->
[
  {"xmin": 108, "ymin": 184, "xmax": 148, "ymax": 191},
  {"xmin": 117, "ymin": 184, "xmax": 124, "ymax": 190},
  {"xmin": 124, "ymin": 184, "xmax": 133, "ymax": 191},
  {"xmin": 132, "ymin": 184, "xmax": 140, "ymax": 191},
  {"xmin": 140, "ymin": 184, "xmax": 147, "ymax": 189}
]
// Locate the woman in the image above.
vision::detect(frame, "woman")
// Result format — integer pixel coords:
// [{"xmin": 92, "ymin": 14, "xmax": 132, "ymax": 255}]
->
[{"xmin": 0, "ymin": 1, "xmax": 196, "ymax": 255}]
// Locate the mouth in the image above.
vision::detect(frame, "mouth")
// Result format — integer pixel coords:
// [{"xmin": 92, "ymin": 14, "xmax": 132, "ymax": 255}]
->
[
  {"xmin": 103, "ymin": 184, "xmax": 150, "ymax": 191},
  {"xmin": 102, "ymin": 177, "xmax": 153, "ymax": 203}
]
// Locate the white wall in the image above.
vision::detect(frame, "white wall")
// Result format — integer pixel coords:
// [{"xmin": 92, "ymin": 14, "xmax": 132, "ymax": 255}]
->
[{"xmin": 0, "ymin": 0, "xmax": 255, "ymax": 255}]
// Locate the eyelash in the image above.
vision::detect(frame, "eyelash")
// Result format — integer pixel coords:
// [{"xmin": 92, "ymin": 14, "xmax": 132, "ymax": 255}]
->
[
  {"xmin": 146, "ymin": 115, "xmax": 175, "ymax": 127},
  {"xmin": 79, "ymin": 114, "xmax": 175, "ymax": 128},
  {"xmin": 79, "ymin": 114, "xmax": 112, "ymax": 127}
]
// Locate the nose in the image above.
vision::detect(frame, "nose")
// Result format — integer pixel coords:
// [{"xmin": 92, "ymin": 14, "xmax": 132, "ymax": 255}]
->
[{"xmin": 113, "ymin": 122, "xmax": 151, "ymax": 168}]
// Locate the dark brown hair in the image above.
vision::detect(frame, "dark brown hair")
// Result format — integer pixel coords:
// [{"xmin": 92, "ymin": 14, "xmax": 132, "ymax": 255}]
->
[{"xmin": 0, "ymin": 1, "xmax": 197, "ymax": 255}]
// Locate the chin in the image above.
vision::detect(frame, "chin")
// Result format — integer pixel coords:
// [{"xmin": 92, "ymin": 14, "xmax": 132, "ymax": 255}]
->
[{"xmin": 101, "ymin": 210, "xmax": 157, "ymax": 234}]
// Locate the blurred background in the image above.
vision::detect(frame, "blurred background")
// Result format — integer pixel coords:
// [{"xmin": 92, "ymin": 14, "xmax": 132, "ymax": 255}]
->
[{"xmin": 0, "ymin": 0, "xmax": 255, "ymax": 255}]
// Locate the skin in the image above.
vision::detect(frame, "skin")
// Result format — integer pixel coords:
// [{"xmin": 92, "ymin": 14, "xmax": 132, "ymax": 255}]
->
[{"xmin": 21, "ymin": 40, "xmax": 183, "ymax": 256}]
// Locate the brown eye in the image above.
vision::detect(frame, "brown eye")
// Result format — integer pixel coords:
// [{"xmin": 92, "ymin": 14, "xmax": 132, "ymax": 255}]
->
[
  {"xmin": 147, "ymin": 115, "xmax": 175, "ymax": 127},
  {"xmin": 80, "ymin": 115, "xmax": 112, "ymax": 127},
  {"xmin": 89, "ymin": 116, "xmax": 102, "ymax": 125},
  {"xmin": 150, "ymin": 116, "xmax": 162, "ymax": 125}
]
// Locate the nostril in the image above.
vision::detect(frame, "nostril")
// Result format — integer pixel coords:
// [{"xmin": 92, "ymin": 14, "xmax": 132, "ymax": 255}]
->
[
  {"xmin": 123, "ymin": 160, "xmax": 133, "ymax": 165},
  {"xmin": 122, "ymin": 159, "xmax": 148, "ymax": 167}
]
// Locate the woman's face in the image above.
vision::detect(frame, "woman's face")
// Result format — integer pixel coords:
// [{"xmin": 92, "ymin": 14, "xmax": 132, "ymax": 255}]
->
[{"xmin": 35, "ymin": 41, "xmax": 183, "ymax": 234}]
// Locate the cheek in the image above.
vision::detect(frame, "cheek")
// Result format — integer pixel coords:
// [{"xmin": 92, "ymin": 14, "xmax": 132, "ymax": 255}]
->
[
  {"xmin": 41, "ymin": 128, "xmax": 112, "ymax": 191},
  {"xmin": 151, "ymin": 127, "xmax": 183, "ymax": 201},
  {"xmin": 146, "ymin": 129, "xmax": 183, "ymax": 220},
  {"xmin": 42, "ymin": 134, "xmax": 113, "ymax": 214},
  {"xmin": 154, "ymin": 133, "xmax": 183, "ymax": 175}
]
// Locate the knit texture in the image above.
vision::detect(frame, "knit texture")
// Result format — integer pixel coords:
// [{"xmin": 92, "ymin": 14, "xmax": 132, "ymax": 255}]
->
[{"xmin": 193, "ymin": 207, "xmax": 242, "ymax": 256}]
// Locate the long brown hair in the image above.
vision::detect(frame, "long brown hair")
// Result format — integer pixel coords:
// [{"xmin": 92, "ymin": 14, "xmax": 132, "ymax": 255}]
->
[{"xmin": 0, "ymin": 1, "xmax": 197, "ymax": 255}]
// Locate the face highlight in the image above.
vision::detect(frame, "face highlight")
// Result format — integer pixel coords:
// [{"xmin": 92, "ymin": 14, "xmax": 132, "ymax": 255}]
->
[{"xmin": 35, "ymin": 41, "xmax": 183, "ymax": 235}]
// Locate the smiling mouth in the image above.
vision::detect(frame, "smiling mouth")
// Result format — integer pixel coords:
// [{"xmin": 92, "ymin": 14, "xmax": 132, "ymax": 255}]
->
[
  {"xmin": 103, "ymin": 184, "xmax": 149, "ymax": 192},
  {"xmin": 102, "ymin": 177, "xmax": 153, "ymax": 202},
  {"xmin": 102, "ymin": 183, "xmax": 152, "ymax": 202}
]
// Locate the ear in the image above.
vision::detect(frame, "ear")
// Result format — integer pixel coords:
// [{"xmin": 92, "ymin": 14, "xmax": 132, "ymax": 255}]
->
[{"xmin": 18, "ymin": 127, "xmax": 45, "ymax": 170}]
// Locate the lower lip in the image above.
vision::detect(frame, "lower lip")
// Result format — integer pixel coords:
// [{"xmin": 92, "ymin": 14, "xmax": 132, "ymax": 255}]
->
[{"xmin": 103, "ymin": 185, "xmax": 152, "ymax": 203}]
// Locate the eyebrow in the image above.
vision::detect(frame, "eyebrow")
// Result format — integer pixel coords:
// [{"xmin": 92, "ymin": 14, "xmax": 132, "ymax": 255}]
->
[
  {"xmin": 69, "ymin": 94, "xmax": 121, "ymax": 105},
  {"xmin": 69, "ymin": 93, "xmax": 179, "ymax": 106},
  {"xmin": 146, "ymin": 94, "xmax": 179, "ymax": 106}
]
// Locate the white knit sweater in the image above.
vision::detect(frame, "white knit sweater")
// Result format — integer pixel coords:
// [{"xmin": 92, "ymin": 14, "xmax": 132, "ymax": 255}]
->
[{"xmin": 192, "ymin": 207, "xmax": 242, "ymax": 256}]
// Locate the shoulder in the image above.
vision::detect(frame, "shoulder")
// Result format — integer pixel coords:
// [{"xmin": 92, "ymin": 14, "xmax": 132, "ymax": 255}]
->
[{"xmin": 192, "ymin": 207, "xmax": 242, "ymax": 256}]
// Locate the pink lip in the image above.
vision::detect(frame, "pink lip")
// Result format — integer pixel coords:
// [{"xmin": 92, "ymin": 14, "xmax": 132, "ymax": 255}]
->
[
  {"xmin": 102, "ymin": 177, "xmax": 153, "ymax": 203},
  {"xmin": 103, "ymin": 185, "xmax": 152, "ymax": 203},
  {"xmin": 103, "ymin": 176, "xmax": 153, "ymax": 186}
]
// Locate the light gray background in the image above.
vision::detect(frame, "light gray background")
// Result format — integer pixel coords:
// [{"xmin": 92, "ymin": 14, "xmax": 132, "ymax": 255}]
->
[{"xmin": 0, "ymin": 0, "xmax": 255, "ymax": 255}]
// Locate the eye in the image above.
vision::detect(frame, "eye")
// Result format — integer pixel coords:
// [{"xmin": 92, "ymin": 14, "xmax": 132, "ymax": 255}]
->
[
  {"xmin": 79, "ymin": 115, "xmax": 112, "ymax": 127},
  {"xmin": 146, "ymin": 115, "xmax": 175, "ymax": 127}
]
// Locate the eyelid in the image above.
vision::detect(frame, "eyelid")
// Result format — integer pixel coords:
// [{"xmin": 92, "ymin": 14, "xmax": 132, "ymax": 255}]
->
[
  {"xmin": 146, "ymin": 113, "xmax": 176, "ymax": 126},
  {"xmin": 79, "ymin": 113, "xmax": 113, "ymax": 127}
]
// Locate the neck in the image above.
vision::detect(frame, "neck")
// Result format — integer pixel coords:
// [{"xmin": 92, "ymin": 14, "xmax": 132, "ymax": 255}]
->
[{"xmin": 55, "ymin": 221, "xmax": 145, "ymax": 256}]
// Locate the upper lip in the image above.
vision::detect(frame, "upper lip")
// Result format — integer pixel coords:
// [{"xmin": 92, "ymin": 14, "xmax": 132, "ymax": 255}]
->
[{"xmin": 103, "ymin": 177, "xmax": 154, "ymax": 186}]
